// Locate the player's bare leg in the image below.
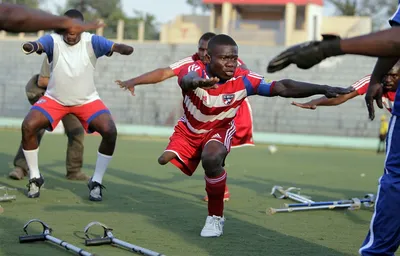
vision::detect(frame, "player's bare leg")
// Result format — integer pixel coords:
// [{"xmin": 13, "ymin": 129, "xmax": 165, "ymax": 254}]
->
[
  {"xmin": 200, "ymin": 141, "xmax": 228, "ymax": 238},
  {"xmin": 21, "ymin": 109, "xmax": 50, "ymax": 198},
  {"xmin": 158, "ymin": 151, "xmax": 177, "ymax": 165},
  {"xmin": 87, "ymin": 112, "xmax": 117, "ymax": 201}
]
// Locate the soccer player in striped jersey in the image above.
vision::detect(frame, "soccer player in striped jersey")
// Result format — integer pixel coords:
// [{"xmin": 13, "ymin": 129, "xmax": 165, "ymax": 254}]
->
[
  {"xmin": 291, "ymin": 61, "xmax": 400, "ymax": 113},
  {"xmin": 116, "ymin": 32, "xmax": 253, "ymax": 202},
  {"xmin": 126, "ymin": 34, "xmax": 352, "ymax": 238}
]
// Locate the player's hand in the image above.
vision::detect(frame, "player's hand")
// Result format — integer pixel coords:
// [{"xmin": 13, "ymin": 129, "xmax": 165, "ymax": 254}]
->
[
  {"xmin": 323, "ymin": 86, "xmax": 354, "ymax": 98},
  {"xmin": 291, "ymin": 101, "xmax": 317, "ymax": 110},
  {"xmin": 267, "ymin": 34, "xmax": 343, "ymax": 73},
  {"xmin": 193, "ymin": 77, "xmax": 220, "ymax": 89},
  {"xmin": 115, "ymin": 80, "xmax": 135, "ymax": 96},
  {"xmin": 365, "ymin": 82, "xmax": 383, "ymax": 121}
]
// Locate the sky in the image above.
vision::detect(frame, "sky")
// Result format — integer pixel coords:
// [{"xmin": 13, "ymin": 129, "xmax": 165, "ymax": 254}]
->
[{"xmin": 40, "ymin": 0, "xmax": 337, "ymax": 24}]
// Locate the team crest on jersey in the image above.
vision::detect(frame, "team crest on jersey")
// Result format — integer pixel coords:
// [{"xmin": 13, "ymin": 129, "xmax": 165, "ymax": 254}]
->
[{"xmin": 222, "ymin": 94, "xmax": 235, "ymax": 105}]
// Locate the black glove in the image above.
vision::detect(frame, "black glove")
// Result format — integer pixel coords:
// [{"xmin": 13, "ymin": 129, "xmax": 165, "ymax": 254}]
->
[{"xmin": 267, "ymin": 34, "xmax": 344, "ymax": 73}]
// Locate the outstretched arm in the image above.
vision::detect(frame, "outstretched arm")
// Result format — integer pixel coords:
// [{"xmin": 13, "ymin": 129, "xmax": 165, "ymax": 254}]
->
[
  {"xmin": 339, "ymin": 28, "xmax": 400, "ymax": 57},
  {"xmin": 267, "ymin": 29, "xmax": 400, "ymax": 73},
  {"xmin": 131, "ymin": 68, "xmax": 176, "ymax": 85},
  {"xmin": 22, "ymin": 34, "xmax": 54, "ymax": 61},
  {"xmin": 22, "ymin": 40, "xmax": 45, "ymax": 55},
  {"xmin": 115, "ymin": 67, "xmax": 176, "ymax": 95},
  {"xmin": 111, "ymin": 43, "xmax": 134, "ymax": 56},
  {"xmin": 270, "ymin": 79, "xmax": 353, "ymax": 98},
  {"xmin": 92, "ymin": 35, "xmax": 133, "ymax": 58},
  {"xmin": 291, "ymin": 89, "xmax": 359, "ymax": 109},
  {"xmin": 0, "ymin": 3, "xmax": 103, "ymax": 33}
]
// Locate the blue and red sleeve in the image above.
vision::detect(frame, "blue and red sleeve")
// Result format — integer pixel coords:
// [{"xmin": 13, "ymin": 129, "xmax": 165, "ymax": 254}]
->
[{"xmin": 242, "ymin": 73, "xmax": 275, "ymax": 97}]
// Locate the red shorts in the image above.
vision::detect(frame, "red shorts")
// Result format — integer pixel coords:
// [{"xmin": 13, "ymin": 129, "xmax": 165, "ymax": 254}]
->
[
  {"xmin": 232, "ymin": 98, "xmax": 254, "ymax": 148},
  {"xmin": 32, "ymin": 96, "xmax": 110, "ymax": 133},
  {"xmin": 165, "ymin": 121, "xmax": 235, "ymax": 176}
]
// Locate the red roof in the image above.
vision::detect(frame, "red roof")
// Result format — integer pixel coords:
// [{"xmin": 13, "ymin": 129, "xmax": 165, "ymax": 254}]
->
[{"xmin": 202, "ymin": 0, "xmax": 323, "ymax": 5}]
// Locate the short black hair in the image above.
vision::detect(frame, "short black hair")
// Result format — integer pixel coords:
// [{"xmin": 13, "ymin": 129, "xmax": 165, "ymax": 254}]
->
[
  {"xmin": 199, "ymin": 32, "xmax": 216, "ymax": 43},
  {"xmin": 64, "ymin": 9, "xmax": 84, "ymax": 21},
  {"xmin": 207, "ymin": 34, "xmax": 237, "ymax": 54}
]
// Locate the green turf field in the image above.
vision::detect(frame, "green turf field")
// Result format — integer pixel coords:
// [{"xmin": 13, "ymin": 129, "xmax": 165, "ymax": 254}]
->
[{"xmin": 0, "ymin": 129, "xmax": 385, "ymax": 256}]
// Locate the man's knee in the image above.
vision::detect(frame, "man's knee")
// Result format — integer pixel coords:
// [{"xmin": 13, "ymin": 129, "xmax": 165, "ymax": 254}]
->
[
  {"xmin": 100, "ymin": 124, "xmax": 117, "ymax": 143},
  {"xmin": 21, "ymin": 118, "xmax": 38, "ymax": 136},
  {"xmin": 201, "ymin": 151, "xmax": 225, "ymax": 177}
]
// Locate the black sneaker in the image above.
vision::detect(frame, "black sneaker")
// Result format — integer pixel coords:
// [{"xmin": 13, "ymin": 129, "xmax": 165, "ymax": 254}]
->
[
  {"xmin": 87, "ymin": 178, "xmax": 105, "ymax": 201},
  {"xmin": 27, "ymin": 175, "xmax": 44, "ymax": 198}
]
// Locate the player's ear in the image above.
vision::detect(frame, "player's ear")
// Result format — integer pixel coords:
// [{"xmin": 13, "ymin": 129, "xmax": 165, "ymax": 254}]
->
[{"xmin": 204, "ymin": 54, "xmax": 211, "ymax": 64}]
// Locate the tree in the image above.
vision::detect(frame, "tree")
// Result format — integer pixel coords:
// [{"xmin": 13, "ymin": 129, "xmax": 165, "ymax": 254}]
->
[
  {"xmin": 1, "ymin": 0, "xmax": 42, "ymax": 8},
  {"xmin": 326, "ymin": 0, "xmax": 357, "ymax": 16},
  {"xmin": 132, "ymin": 10, "xmax": 159, "ymax": 40},
  {"xmin": 327, "ymin": 0, "xmax": 399, "ymax": 31},
  {"xmin": 59, "ymin": 0, "xmax": 159, "ymax": 40},
  {"xmin": 186, "ymin": 0, "xmax": 209, "ymax": 14}
]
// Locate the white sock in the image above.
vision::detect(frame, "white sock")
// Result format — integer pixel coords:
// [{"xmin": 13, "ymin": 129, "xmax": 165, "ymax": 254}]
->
[
  {"xmin": 23, "ymin": 148, "xmax": 40, "ymax": 179},
  {"xmin": 92, "ymin": 152, "xmax": 112, "ymax": 184}
]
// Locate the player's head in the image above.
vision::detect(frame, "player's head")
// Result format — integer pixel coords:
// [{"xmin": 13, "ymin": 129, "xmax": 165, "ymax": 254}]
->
[
  {"xmin": 382, "ymin": 60, "xmax": 400, "ymax": 91},
  {"xmin": 62, "ymin": 9, "xmax": 85, "ymax": 45},
  {"xmin": 197, "ymin": 32, "xmax": 216, "ymax": 62},
  {"xmin": 205, "ymin": 34, "xmax": 238, "ymax": 80}
]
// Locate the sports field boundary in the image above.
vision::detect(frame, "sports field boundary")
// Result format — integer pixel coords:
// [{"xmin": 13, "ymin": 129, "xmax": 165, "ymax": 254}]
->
[{"xmin": 0, "ymin": 117, "xmax": 379, "ymax": 150}]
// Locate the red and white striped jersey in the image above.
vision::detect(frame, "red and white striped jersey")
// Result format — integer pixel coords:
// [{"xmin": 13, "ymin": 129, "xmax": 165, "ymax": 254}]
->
[
  {"xmin": 169, "ymin": 53, "xmax": 245, "ymax": 76},
  {"xmin": 177, "ymin": 61, "xmax": 275, "ymax": 134},
  {"xmin": 351, "ymin": 75, "xmax": 395, "ymax": 113}
]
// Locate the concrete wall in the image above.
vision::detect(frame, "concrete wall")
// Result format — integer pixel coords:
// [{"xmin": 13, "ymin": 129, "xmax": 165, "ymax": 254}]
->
[
  {"xmin": 0, "ymin": 40, "xmax": 384, "ymax": 138},
  {"xmin": 321, "ymin": 16, "xmax": 372, "ymax": 38}
]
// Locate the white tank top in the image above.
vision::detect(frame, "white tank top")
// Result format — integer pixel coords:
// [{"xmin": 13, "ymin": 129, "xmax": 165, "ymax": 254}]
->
[{"xmin": 45, "ymin": 32, "xmax": 100, "ymax": 106}]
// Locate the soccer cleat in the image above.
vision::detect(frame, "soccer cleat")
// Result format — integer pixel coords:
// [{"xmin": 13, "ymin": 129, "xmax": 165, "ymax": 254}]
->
[
  {"xmin": 203, "ymin": 186, "xmax": 230, "ymax": 202},
  {"xmin": 27, "ymin": 175, "xmax": 44, "ymax": 198},
  {"xmin": 88, "ymin": 178, "xmax": 105, "ymax": 201},
  {"xmin": 200, "ymin": 215, "xmax": 225, "ymax": 237}
]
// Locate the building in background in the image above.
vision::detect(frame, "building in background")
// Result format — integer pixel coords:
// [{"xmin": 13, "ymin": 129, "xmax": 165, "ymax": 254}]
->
[{"xmin": 160, "ymin": 0, "xmax": 371, "ymax": 46}]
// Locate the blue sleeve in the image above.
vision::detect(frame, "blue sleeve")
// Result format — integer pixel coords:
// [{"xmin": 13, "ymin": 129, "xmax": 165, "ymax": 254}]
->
[
  {"xmin": 242, "ymin": 76, "xmax": 274, "ymax": 97},
  {"xmin": 91, "ymin": 35, "xmax": 114, "ymax": 58},
  {"xmin": 389, "ymin": 4, "xmax": 400, "ymax": 27},
  {"xmin": 38, "ymin": 34, "xmax": 54, "ymax": 62},
  {"xmin": 256, "ymin": 78, "xmax": 275, "ymax": 97}
]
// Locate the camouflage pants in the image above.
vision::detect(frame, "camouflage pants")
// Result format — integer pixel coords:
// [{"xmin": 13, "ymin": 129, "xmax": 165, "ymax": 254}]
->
[{"xmin": 14, "ymin": 74, "xmax": 85, "ymax": 175}]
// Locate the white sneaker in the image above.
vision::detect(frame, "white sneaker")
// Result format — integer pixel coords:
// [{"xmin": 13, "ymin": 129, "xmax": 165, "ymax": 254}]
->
[{"xmin": 200, "ymin": 215, "xmax": 225, "ymax": 237}]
